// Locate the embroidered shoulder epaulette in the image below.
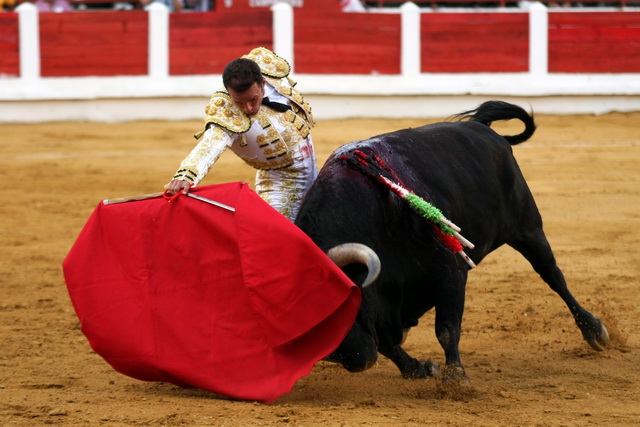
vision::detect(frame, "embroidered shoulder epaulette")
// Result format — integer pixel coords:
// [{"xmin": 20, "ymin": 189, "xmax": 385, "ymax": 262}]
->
[
  {"xmin": 265, "ymin": 76, "xmax": 315, "ymax": 127},
  {"xmin": 202, "ymin": 91, "xmax": 251, "ymax": 135},
  {"xmin": 243, "ymin": 46, "xmax": 290, "ymax": 78},
  {"xmin": 243, "ymin": 47, "xmax": 314, "ymax": 126}
]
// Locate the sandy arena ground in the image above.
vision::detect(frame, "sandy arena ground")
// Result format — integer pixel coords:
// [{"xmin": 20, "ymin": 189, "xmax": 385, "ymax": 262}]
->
[{"xmin": 0, "ymin": 110, "xmax": 638, "ymax": 426}]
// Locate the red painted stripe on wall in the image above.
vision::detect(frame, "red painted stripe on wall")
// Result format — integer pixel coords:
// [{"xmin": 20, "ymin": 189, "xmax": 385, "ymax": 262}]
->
[
  {"xmin": 2, "ymin": 10, "xmax": 640, "ymax": 78},
  {"xmin": 39, "ymin": 11, "xmax": 148, "ymax": 77},
  {"xmin": 421, "ymin": 13, "xmax": 529, "ymax": 73},
  {"xmin": 549, "ymin": 12, "xmax": 640, "ymax": 73},
  {"xmin": 169, "ymin": 10, "xmax": 272, "ymax": 76},
  {"xmin": 0, "ymin": 13, "xmax": 19, "ymax": 77},
  {"xmin": 294, "ymin": 12, "xmax": 401, "ymax": 74}
]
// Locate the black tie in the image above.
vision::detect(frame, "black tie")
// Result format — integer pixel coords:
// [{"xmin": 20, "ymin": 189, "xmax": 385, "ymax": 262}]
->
[{"xmin": 262, "ymin": 96, "xmax": 291, "ymax": 112}]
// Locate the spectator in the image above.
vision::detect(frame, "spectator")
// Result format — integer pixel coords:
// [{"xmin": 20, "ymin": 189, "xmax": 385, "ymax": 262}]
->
[
  {"xmin": 341, "ymin": 0, "xmax": 366, "ymax": 11},
  {"xmin": 140, "ymin": 0, "xmax": 184, "ymax": 11},
  {"xmin": 34, "ymin": 0, "xmax": 73, "ymax": 12},
  {"xmin": 1, "ymin": 0, "xmax": 16, "ymax": 12},
  {"xmin": 182, "ymin": 0, "xmax": 209, "ymax": 11}
]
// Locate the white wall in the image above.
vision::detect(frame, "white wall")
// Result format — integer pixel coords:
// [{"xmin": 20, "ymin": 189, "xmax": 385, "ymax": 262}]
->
[{"xmin": 1, "ymin": 2, "xmax": 639, "ymax": 122}]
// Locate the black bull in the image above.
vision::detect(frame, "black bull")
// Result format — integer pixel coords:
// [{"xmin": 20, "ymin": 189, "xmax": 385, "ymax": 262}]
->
[{"xmin": 294, "ymin": 101, "xmax": 609, "ymax": 383}]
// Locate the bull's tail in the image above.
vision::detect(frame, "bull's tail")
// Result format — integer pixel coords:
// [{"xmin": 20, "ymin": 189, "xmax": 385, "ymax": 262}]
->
[{"xmin": 450, "ymin": 100, "xmax": 536, "ymax": 145}]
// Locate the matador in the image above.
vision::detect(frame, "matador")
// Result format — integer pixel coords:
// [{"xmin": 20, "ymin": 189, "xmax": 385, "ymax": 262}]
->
[{"xmin": 165, "ymin": 47, "xmax": 317, "ymax": 221}]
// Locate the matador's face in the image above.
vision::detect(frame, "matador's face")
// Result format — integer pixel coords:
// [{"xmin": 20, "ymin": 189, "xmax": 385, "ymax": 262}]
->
[{"xmin": 228, "ymin": 79, "xmax": 266, "ymax": 116}]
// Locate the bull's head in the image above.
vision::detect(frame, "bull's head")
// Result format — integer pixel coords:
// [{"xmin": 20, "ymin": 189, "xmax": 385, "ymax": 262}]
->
[{"xmin": 325, "ymin": 243, "xmax": 381, "ymax": 372}]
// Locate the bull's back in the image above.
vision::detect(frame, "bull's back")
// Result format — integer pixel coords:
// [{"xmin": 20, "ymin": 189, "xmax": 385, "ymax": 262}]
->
[
  {"xmin": 322, "ymin": 121, "xmax": 539, "ymax": 259},
  {"xmin": 330, "ymin": 121, "xmax": 519, "ymax": 200}
]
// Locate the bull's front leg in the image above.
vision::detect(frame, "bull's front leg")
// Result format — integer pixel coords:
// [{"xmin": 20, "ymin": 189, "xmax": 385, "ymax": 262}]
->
[
  {"xmin": 380, "ymin": 343, "xmax": 440, "ymax": 379},
  {"xmin": 435, "ymin": 318, "xmax": 469, "ymax": 385},
  {"xmin": 434, "ymin": 271, "xmax": 471, "ymax": 385}
]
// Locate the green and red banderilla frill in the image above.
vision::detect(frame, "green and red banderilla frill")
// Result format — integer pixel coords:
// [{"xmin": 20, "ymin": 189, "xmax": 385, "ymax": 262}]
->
[{"xmin": 339, "ymin": 149, "xmax": 476, "ymax": 268}]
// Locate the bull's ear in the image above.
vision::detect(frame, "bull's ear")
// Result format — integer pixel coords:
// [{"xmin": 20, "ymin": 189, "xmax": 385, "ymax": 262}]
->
[{"xmin": 327, "ymin": 243, "xmax": 380, "ymax": 288}]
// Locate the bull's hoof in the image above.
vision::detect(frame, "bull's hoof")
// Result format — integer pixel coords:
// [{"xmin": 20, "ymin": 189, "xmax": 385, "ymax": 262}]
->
[
  {"xmin": 442, "ymin": 363, "xmax": 470, "ymax": 387},
  {"xmin": 586, "ymin": 319, "xmax": 610, "ymax": 352},
  {"xmin": 437, "ymin": 366, "xmax": 475, "ymax": 400},
  {"xmin": 422, "ymin": 359, "xmax": 440, "ymax": 377},
  {"xmin": 402, "ymin": 359, "xmax": 440, "ymax": 379}
]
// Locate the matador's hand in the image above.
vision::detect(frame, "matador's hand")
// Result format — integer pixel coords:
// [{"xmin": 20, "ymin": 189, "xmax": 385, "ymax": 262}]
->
[{"xmin": 164, "ymin": 179, "xmax": 192, "ymax": 196}]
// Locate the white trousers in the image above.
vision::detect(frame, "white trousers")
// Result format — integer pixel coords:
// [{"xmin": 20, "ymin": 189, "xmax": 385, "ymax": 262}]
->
[{"xmin": 255, "ymin": 137, "xmax": 318, "ymax": 222}]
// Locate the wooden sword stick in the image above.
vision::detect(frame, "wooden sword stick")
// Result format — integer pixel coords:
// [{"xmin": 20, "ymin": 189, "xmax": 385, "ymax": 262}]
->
[
  {"xmin": 103, "ymin": 192, "xmax": 164, "ymax": 205},
  {"xmin": 102, "ymin": 191, "xmax": 235, "ymax": 212}
]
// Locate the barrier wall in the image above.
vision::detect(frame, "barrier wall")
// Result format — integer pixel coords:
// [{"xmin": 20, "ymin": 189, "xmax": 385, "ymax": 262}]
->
[
  {"xmin": 294, "ymin": 12, "xmax": 402, "ymax": 74},
  {"xmin": 549, "ymin": 12, "xmax": 640, "ymax": 72},
  {"xmin": 1, "ymin": 2, "xmax": 639, "ymax": 122},
  {"xmin": 169, "ymin": 10, "xmax": 272, "ymax": 75},
  {"xmin": 40, "ymin": 11, "xmax": 149, "ymax": 77}
]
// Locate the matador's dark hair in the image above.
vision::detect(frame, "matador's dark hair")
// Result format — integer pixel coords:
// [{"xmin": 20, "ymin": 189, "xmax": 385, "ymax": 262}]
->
[{"xmin": 222, "ymin": 58, "xmax": 263, "ymax": 93}]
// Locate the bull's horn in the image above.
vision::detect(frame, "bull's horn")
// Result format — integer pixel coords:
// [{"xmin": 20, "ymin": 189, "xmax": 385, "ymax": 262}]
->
[{"xmin": 327, "ymin": 243, "xmax": 381, "ymax": 288}]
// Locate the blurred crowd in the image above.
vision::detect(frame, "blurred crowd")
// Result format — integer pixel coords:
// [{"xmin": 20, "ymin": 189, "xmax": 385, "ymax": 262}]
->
[
  {"xmin": 0, "ymin": 0, "xmax": 213, "ymax": 12},
  {"xmin": 362, "ymin": 0, "xmax": 636, "ymax": 6},
  {"xmin": 1, "ymin": 0, "xmax": 633, "ymax": 13}
]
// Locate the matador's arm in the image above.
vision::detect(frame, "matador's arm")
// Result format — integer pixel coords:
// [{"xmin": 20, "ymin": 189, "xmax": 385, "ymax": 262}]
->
[{"xmin": 171, "ymin": 125, "xmax": 235, "ymax": 186}]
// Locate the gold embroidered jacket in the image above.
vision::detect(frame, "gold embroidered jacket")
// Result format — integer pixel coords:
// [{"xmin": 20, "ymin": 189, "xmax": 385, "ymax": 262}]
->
[{"xmin": 172, "ymin": 47, "xmax": 314, "ymax": 186}]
